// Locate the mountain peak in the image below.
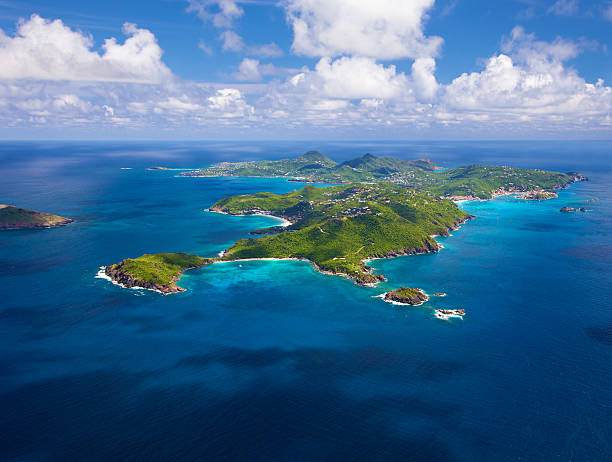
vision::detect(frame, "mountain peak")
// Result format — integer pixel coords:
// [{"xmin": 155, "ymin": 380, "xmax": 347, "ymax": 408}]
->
[{"xmin": 301, "ymin": 151, "xmax": 327, "ymax": 162}]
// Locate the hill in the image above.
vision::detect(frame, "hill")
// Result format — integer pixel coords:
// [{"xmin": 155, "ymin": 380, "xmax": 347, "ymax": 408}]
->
[
  {"xmin": 212, "ymin": 183, "xmax": 471, "ymax": 285},
  {"xmin": 0, "ymin": 205, "xmax": 73, "ymax": 230},
  {"xmin": 179, "ymin": 152, "xmax": 585, "ymax": 199}
]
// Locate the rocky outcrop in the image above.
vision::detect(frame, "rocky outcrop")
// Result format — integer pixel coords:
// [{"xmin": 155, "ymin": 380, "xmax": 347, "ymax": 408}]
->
[
  {"xmin": 105, "ymin": 259, "xmax": 211, "ymax": 295},
  {"xmin": 384, "ymin": 287, "xmax": 429, "ymax": 305},
  {"xmin": 104, "ymin": 264, "xmax": 184, "ymax": 294}
]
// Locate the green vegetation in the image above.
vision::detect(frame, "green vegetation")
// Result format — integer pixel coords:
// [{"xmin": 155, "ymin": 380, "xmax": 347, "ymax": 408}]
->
[
  {"xmin": 384, "ymin": 287, "xmax": 428, "ymax": 305},
  {"xmin": 0, "ymin": 204, "xmax": 73, "ymax": 230},
  {"xmin": 181, "ymin": 151, "xmax": 440, "ymax": 184},
  {"xmin": 105, "ymin": 156, "xmax": 587, "ymax": 294},
  {"xmin": 414, "ymin": 165, "xmax": 582, "ymax": 199},
  {"xmin": 214, "ymin": 183, "xmax": 470, "ymax": 285},
  {"xmin": 105, "ymin": 252, "xmax": 212, "ymax": 294},
  {"xmin": 181, "ymin": 152, "xmax": 586, "ymax": 200}
]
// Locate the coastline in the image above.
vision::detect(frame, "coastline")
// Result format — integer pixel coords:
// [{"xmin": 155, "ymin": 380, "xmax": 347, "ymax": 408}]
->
[
  {"xmin": 205, "ymin": 208, "xmax": 292, "ymax": 227},
  {"xmin": 375, "ymin": 291, "xmax": 430, "ymax": 307},
  {"xmin": 100, "ymin": 212, "xmax": 473, "ymax": 294},
  {"xmin": 95, "ymin": 266, "xmax": 164, "ymax": 294}
]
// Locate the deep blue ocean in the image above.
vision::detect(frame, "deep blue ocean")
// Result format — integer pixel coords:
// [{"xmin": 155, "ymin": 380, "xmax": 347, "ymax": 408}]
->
[{"xmin": 1, "ymin": 141, "xmax": 611, "ymax": 461}]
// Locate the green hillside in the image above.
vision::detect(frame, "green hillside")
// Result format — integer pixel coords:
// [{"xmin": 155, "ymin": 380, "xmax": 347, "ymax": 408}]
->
[
  {"xmin": 180, "ymin": 152, "xmax": 585, "ymax": 199},
  {"xmin": 0, "ymin": 205, "xmax": 73, "ymax": 230},
  {"xmin": 214, "ymin": 183, "xmax": 471, "ymax": 285}
]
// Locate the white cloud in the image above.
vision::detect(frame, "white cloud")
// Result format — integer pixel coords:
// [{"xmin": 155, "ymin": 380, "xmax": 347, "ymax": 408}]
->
[
  {"xmin": 605, "ymin": 4, "xmax": 612, "ymax": 22},
  {"xmin": 247, "ymin": 42, "xmax": 284, "ymax": 58},
  {"xmin": 0, "ymin": 14, "xmax": 610, "ymax": 138},
  {"xmin": 234, "ymin": 58, "xmax": 263, "ymax": 81},
  {"xmin": 502, "ymin": 26, "xmax": 580, "ymax": 64},
  {"xmin": 548, "ymin": 0, "xmax": 579, "ymax": 16},
  {"xmin": 442, "ymin": 28, "xmax": 612, "ymax": 125},
  {"xmin": 411, "ymin": 58, "xmax": 439, "ymax": 101},
  {"xmin": 292, "ymin": 56, "xmax": 410, "ymax": 99},
  {"xmin": 0, "ymin": 15, "xmax": 171, "ymax": 83},
  {"xmin": 207, "ymin": 88, "xmax": 254, "ymax": 117},
  {"xmin": 186, "ymin": 0, "xmax": 243, "ymax": 28},
  {"xmin": 283, "ymin": 0, "xmax": 442, "ymax": 59},
  {"xmin": 220, "ymin": 30, "xmax": 244, "ymax": 52},
  {"xmin": 198, "ymin": 40, "xmax": 213, "ymax": 55}
]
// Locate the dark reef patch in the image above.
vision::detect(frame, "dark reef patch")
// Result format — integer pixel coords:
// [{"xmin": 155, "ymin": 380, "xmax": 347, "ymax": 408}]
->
[
  {"xmin": 560, "ymin": 245, "xmax": 612, "ymax": 260},
  {"xmin": 586, "ymin": 323, "xmax": 612, "ymax": 346}
]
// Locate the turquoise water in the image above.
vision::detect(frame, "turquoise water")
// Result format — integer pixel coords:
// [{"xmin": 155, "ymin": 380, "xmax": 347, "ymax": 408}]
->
[{"xmin": 0, "ymin": 141, "xmax": 611, "ymax": 460}]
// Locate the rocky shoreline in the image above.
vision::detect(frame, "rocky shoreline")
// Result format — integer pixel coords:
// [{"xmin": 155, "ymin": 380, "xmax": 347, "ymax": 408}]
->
[
  {"xmin": 382, "ymin": 287, "xmax": 429, "ymax": 306},
  {"xmin": 104, "ymin": 259, "xmax": 212, "ymax": 295}
]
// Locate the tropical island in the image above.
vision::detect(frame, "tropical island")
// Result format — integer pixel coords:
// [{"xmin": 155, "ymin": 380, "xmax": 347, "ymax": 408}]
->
[
  {"xmin": 383, "ymin": 287, "xmax": 429, "ymax": 306},
  {"xmin": 178, "ymin": 151, "xmax": 586, "ymax": 200},
  {"xmin": 0, "ymin": 204, "xmax": 73, "ymax": 230},
  {"xmin": 104, "ymin": 182, "xmax": 471, "ymax": 293},
  {"xmin": 106, "ymin": 152, "xmax": 588, "ymax": 297}
]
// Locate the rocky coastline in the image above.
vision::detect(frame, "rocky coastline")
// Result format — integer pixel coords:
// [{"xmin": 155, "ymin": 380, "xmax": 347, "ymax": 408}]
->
[
  {"xmin": 383, "ymin": 287, "xmax": 429, "ymax": 306},
  {"xmin": 104, "ymin": 258, "xmax": 211, "ymax": 295}
]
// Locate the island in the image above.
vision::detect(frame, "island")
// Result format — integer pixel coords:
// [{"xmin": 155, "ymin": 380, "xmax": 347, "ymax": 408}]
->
[
  {"xmin": 383, "ymin": 287, "xmax": 429, "ymax": 306},
  {"xmin": 179, "ymin": 151, "xmax": 587, "ymax": 200},
  {"xmin": 210, "ymin": 183, "xmax": 472, "ymax": 285},
  {"xmin": 103, "ymin": 183, "xmax": 471, "ymax": 290},
  {"xmin": 104, "ymin": 253, "xmax": 213, "ymax": 294},
  {"xmin": 102, "ymin": 152, "xmax": 588, "ymax": 303},
  {"xmin": 0, "ymin": 204, "xmax": 73, "ymax": 230}
]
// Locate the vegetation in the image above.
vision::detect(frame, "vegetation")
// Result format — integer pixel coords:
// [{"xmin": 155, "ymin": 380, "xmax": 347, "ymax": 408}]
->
[
  {"xmin": 181, "ymin": 152, "xmax": 586, "ymax": 200},
  {"xmin": 0, "ymin": 204, "xmax": 73, "ymax": 230},
  {"xmin": 384, "ymin": 287, "xmax": 429, "ymax": 305},
  {"xmin": 414, "ymin": 165, "xmax": 583, "ymax": 199},
  {"xmin": 105, "ymin": 252, "xmax": 212, "ymax": 294},
  {"xmin": 214, "ymin": 183, "xmax": 471, "ymax": 285},
  {"xmin": 181, "ymin": 151, "xmax": 440, "ymax": 183},
  {"xmin": 105, "ymin": 157, "xmax": 587, "ymax": 293}
]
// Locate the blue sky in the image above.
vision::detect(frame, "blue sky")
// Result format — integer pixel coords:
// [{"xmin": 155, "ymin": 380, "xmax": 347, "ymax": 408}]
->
[{"xmin": 0, "ymin": 0, "xmax": 611, "ymax": 139}]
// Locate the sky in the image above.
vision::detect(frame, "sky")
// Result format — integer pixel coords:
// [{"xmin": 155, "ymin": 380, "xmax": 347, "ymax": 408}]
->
[{"xmin": 0, "ymin": 0, "xmax": 611, "ymax": 140}]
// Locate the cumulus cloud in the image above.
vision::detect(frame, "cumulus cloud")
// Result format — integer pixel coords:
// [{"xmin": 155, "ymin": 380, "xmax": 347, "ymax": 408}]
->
[
  {"xmin": 441, "ymin": 28, "xmax": 612, "ymax": 126},
  {"xmin": 0, "ymin": 15, "xmax": 171, "ymax": 83},
  {"xmin": 290, "ymin": 56, "xmax": 409, "ymax": 99},
  {"xmin": 234, "ymin": 58, "xmax": 263, "ymax": 81},
  {"xmin": 207, "ymin": 88, "xmax": 254, "ymax": 117},
  {"xmin": 411, "ymin": 58, "xmax": 439, "ymax": 102},
  {"xmin": 0, "ymin": 14, "xmax": 610, "ymax": 137},
  {"xmin": 283, "ymin": 0, "xmax": 442, "ymax": 59}
]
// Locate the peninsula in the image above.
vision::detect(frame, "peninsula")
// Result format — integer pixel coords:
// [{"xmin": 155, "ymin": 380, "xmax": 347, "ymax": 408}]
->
[
  {"xmin": 0, "ymin": 205, "xmax": 73, "ymax": 230},
  {"xmin": 104, "ymin": 253, "xmax": 212, "ymax": 294}
]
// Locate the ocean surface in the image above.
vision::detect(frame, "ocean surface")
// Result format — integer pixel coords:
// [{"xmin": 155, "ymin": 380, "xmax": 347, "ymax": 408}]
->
[{"xmin": 0, "ymin": 140, "xmax": 611, "ymax": 461}]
